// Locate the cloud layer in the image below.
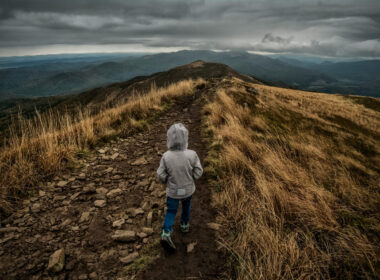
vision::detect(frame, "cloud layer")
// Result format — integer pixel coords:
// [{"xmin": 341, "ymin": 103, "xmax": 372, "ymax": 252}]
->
[{"xmin": 1, "ymin": 0, "xmax": 379, "ymax": 57}]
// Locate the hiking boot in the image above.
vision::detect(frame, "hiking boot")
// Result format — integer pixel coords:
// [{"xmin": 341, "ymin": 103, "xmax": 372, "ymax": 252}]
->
[
  {"xmin": 160, "ymin": 230, "xmax": 176, "ymax": 253},
  {"xmin": 180, "ymin": 222, "xmax": 190, "ymax": 233}
]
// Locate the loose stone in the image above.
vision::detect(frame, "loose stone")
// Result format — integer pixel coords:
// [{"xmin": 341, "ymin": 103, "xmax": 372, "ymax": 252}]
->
[
  {"xmin": 94, "ymin": 200, "xmax": 106, "ymax": 208},
  {"xmin": 57, "ymin": 181, "xmax": 68, "ymax": 187},
  {"xmin": 111, "ymin": 230, "xmax": 136, "ymax": 242},
  {"xmin": 47, "ymin": 248, "xmax": 65, "ymax": 273},
  {"xmin": 120, "ymin": 252, "xmax": 139, "ymax": 264}
]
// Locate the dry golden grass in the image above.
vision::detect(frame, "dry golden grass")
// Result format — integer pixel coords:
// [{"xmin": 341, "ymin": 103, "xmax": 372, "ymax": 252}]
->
[
  {"xmin": 0, "ymin": 79, "xmax": 203, "ymax": 214},
  {"xmin": 255, "ymin": 84, "xmax": 380, "ymax": 133},
  {"xmin": 203, "ymin": 79, "xmax": 380, "ymax": 279}
]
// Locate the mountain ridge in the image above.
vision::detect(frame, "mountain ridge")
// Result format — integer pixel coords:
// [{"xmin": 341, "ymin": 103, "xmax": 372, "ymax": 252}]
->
[
  {"xmin": 0, "ymin": 50, "xmax": 345, "ymax": 100},
  {"xmin": 1, "ymin": 60, "xmax": 379, "ymax": 141},
  {"xmin": 0, "ymin": 61, "xmax": 262, "ymax": 138}
]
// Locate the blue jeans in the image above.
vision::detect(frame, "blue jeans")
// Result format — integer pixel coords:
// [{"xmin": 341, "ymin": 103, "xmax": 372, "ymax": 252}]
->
[{"xmin": 163, "ymin": 195, "xmax": 192, "ymax": 232}]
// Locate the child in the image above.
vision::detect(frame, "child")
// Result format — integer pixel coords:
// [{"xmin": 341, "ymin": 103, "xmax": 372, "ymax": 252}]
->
[{"xmin": 157, "ymin": 123, "xmax": 203, "ymax": 252}]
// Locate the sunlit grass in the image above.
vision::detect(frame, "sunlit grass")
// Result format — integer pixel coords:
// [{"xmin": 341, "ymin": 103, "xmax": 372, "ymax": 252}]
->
[
  {"xmin": 0, "ymin": 79, "xmax": 204, "ymax": 213},
  {"xmin": 203, "ymin": 79, "xmax": 380, "ymax": 279}
]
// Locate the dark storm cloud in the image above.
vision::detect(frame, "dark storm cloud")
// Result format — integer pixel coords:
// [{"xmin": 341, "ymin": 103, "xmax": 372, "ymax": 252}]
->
[
  {"xmin": 0, "ymin": 0, "xmax": 379, "ymax": 57},
  {"xmin": 262, "ymin": 34, "xmax": 293, "ymax": 45}
]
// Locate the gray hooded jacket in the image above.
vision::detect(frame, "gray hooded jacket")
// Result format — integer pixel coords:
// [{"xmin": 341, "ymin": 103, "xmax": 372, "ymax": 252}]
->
[{"xmin": 157, "ymin": 123, "xmax": 203, "ymax": 199}]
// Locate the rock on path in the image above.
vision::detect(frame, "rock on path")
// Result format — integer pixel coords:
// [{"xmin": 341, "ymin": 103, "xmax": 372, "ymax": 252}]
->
[{"xmin": 47, "ymin": 248, "xmax": 65, "ymax": 273}]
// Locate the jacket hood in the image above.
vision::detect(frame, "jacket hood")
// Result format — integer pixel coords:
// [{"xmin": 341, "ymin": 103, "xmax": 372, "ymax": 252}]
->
[{"xmin": 167, "ymin": 123, "xmax": 188, "ymax": 151}]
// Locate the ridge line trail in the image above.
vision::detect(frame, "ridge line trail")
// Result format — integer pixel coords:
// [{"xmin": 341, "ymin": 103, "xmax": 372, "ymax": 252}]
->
[
  {"xmin": 137, "ymin": 86, "xmax": 225, "ymax": 280},
  {"xmin": 0, "ymin": 85, "xmax": 225, "ymax": 279}
]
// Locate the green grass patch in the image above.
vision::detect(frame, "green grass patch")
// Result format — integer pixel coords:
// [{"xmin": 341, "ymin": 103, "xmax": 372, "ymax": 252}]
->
[
  {"xmin": 76, "ymin": 148, "xmax": 92, "ymax": 158},
  {"xmin": 121, "ymin": 240, "xmax": 160, "ymax": 276}
]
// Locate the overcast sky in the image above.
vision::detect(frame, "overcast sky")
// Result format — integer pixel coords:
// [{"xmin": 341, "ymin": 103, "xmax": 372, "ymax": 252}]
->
[{"xmin": 0, "ymin": 0, "xmax": 379, "ymax": 58}]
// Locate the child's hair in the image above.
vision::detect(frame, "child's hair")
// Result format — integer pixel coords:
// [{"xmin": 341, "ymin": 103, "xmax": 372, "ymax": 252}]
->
[{"xmin": 167, "ymin": 123, "xmax": 189, "ymax": 151}]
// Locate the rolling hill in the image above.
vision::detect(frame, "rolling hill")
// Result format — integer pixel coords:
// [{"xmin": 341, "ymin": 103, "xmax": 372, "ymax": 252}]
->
[
  {"xmin": 0, "ymin": 50, "xmax": 340, "ymax": 100},
  {"xmin": 2, "ymin": 50, "xmax": 379, "ymax": 101},
  {"xmin": 278, "ymin": 57, "xmax": 380, "ymax": 96}
]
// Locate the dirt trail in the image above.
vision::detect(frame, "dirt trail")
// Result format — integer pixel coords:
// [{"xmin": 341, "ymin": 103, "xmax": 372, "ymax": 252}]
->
[
  {"xmin": 137, "ymin": 89, "xmax": 225, "ymax": 280},
  {"xmin": 0, "ymin": 86, "xmax": 226, "ymax": 279}
]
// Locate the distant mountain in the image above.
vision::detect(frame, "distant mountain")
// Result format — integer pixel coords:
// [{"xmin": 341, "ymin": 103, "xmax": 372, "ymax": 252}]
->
[
  {"xmin": 0, "ymin": 54, "xmax": 142, "ymax": 100},
  {"xmin": 0, "ymin": 50, "xmax": 335, "ymax": 100},
  {"xmin": 0, "ymin": 53, "xmax": 145, "ymax": 69},
  {"xmin": 276, "ymin": 57, "xmax": 380, "ymax": 96},
  {"xmin": 313, "ymin": 60, "xmax": 380, "ymax": 81},
  {"xmin": 1, "ymin": 50, "xmax": 379, "ymax": 99}
]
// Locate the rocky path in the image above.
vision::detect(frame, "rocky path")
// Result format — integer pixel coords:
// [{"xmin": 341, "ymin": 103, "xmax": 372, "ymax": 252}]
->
[{"xmin": 0, "ymin": 88, "xmax": 226, "ymax": 279}]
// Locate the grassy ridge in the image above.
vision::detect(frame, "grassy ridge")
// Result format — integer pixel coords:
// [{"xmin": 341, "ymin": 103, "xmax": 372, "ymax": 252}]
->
[
  {"xmin": 1, "ymin": 73, "xmax": 379, "ymax": 278},
  {"xmin": 203, "ymin": 78, "xmax": 379, "ymax": 279},
  {"xmin": 0, "ymin": 79, "xmax": 204, "ymax": 214}
]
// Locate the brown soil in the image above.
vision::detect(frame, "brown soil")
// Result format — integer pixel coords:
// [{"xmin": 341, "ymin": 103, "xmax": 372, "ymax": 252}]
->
[
  {"xmin": 0, "ymin": 86, "xmax": 226, "ymax": 279},
  {"xmin": 137, "ymin": 89, "xmax": 226, "ymax": 280}
]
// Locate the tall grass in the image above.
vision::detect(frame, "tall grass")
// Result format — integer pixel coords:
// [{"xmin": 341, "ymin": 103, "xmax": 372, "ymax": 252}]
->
[
  {"xmin": 0, "ymin": 79, "xmax": 203, "ymax": 214},
  {"xmin": 203, "ymin": 79, "xmax": 380, "ymax": 279}
]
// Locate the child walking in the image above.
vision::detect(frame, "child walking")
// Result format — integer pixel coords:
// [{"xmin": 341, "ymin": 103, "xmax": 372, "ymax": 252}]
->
[{"xmin": 157, "ymin": 123, "xmax": 203, "ymax": 252}]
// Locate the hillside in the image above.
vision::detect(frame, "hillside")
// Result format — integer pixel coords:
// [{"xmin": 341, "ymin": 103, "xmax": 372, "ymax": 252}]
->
[
  {"xmin": 0, "ymin": 61, "xmax": 259, "ymax": 139},
  {"xmin": 0, "ymin": 62, "xmax": 379, "ymax": 279}
]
